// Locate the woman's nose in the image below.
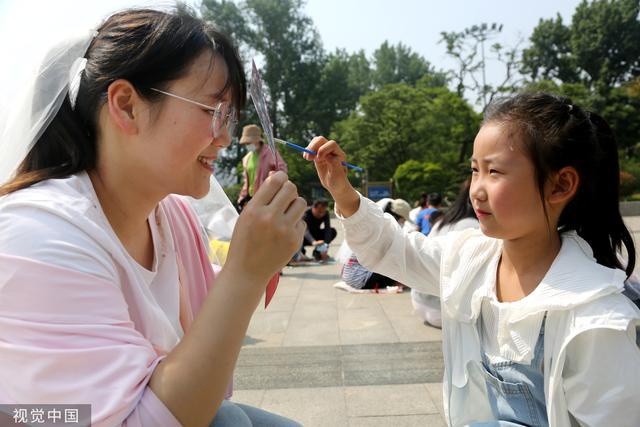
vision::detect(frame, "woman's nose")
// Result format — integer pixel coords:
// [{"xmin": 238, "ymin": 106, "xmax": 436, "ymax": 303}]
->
[{"xmin": 216, "ymin": 130, "xmax": 232, "ymax": 149}]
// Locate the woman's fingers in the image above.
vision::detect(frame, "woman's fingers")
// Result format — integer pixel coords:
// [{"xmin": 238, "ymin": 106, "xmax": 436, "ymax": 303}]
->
[
  {"xmin": 249, "ymin": 171, "xmax": 288, "ymax": 206},
  {"xmin": 268, "ymin": 180, "xmax": 299, "ymax": 213},
  {"xmin": 284, "ymin": 196, "xmax": 307, "ymax": 222}
]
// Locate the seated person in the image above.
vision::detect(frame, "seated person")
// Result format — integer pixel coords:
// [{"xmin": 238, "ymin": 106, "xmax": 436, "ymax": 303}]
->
[
  {"xmin": 301, "ymin": 199, "xmax": 337, "ymax": 261},
  {"xmin": 340, "ymin": 199, "xmax": 411, "ymax": 290}
]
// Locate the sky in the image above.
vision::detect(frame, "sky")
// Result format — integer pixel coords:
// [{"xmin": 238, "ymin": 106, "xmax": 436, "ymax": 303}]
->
[
  {"xmin": 0, "ymin": 0, "xmax": 583, "ymax": 100},
  {"xmin": 303, "ymin": 0, "xmax": 581, "ymax": 90}
]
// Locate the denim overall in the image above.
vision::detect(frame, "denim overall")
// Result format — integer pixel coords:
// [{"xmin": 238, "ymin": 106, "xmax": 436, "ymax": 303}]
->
[{"xmin": 472, "ymin": 314, "xmax": 549, "ymax": 427}]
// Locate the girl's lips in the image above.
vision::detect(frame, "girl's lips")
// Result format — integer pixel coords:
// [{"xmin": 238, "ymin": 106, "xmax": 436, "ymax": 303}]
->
[{"xmin": 475, "ymin": 209, "xmax": 491, "ymax": 217}]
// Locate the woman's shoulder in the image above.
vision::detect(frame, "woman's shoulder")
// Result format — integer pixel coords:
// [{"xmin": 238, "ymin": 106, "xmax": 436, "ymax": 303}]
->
[
  {"xmin": 0, "ymin": 172, "xmax": 95, "ymax": 215},
  {"xmin": 0, "ymin": 173, "xmax": 118, "ymax": 278}
]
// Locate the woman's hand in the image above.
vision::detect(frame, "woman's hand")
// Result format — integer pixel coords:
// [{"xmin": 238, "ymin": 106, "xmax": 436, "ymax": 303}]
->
[
  {"xmin": 225, "ymin": 172, "xmax": 306, "ymax": 286},
  {"xmin": 305, "ymin": 136, "xmax": 360, "ymax": 217}
]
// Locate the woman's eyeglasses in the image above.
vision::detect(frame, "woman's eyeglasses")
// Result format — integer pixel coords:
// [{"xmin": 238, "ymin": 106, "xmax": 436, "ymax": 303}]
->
[{"xmin": 149, "ymin": 88, "xmax": 238, "ymax": 139}]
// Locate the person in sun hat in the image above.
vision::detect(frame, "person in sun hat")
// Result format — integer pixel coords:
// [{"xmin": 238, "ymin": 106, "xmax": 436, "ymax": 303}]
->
[{"xmin": 237, "ymin": 124, "xmax": 288, "ymax": 206}]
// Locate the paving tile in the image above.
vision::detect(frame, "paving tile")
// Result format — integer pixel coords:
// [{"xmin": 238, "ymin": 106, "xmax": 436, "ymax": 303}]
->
[
  {"xmin": 282, "ymin": 318, "xmax": 340, "ymax": 347},
  {"xmin": 344, "ymin": 384, "xmax": 438, "ymax": 417},
  {"xmin": 425, "ymin": 382, "xmax": 446, "ymax": 422},
  {"xmin": 348, "ymin": 414, "xmax": 446, "ymax": 427},
  {"xmin": 257, "ymin": 295, "xmax": 298, "ymax": 313},
  {"xmin": 387, "ymin": 314, "xmax": 443, "ymax": 342},
  {"xmin": 336, "ymin": 293, "xmax": 382, "ymax": 310},
  {"xmin": 261, "ymin": 387, "xmax": 347, "ymax": 427},
  {"xmin": 228, "ymin": 389, "xmax": 264, "ymax": 408}
]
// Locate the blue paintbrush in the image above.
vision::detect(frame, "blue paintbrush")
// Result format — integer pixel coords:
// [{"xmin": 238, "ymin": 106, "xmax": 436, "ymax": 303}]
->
[{"xmin": 274, "ymin": 138, "xmax": 364, "ymax": 172}]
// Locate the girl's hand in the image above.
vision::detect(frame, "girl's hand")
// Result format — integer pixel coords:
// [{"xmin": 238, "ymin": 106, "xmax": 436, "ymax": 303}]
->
[
  {"xmin": 305, "ymin": 136, "xmax": 360, "ymax": 217},
  {"xmin": 225, "ymin": 172, "xmax": 306, "ymax": 286}
]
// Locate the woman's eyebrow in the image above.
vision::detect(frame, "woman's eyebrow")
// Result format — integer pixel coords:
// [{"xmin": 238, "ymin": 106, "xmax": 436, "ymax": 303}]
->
[{"xmin": 204, "ymin": 89, "xmax": 226, "ymax": 102}]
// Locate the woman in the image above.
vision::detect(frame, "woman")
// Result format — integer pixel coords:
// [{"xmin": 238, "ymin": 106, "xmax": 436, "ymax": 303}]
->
[
  {"xmin": 0, "ymin": 8, "xmax": 305, "ymax": 427},
  {"xmin": 237, "ymin": 123, "xmax": 288, "ymax": 207}
]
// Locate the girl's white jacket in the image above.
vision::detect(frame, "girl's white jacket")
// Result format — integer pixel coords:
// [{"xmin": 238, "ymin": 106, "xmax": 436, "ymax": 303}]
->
[{"xmin": 339, "ymin": 195, "xmax": 640, "ymax": 427}]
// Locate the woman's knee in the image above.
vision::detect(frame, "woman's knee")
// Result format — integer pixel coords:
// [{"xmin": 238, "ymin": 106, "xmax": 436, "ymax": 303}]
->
[{"xmin": 210, "ymin": 400, "xmax": 252, "ymax": 427}]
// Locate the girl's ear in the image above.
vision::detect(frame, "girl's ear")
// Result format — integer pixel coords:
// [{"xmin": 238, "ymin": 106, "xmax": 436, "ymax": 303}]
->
[
  {"xmin": 548, "ymin": 166, "xmax": 579, "ymax": 206},
  {"xmin": 106, "ymin": 79, "xmax": 141, "ymax": 135}
]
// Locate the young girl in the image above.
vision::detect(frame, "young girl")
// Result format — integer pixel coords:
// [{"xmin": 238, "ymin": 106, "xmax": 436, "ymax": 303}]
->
[
  {"xmin": 305, "ymin": 93, "xmax": 640, "ymax": 426},
  {"xmin": 0, "ymin": 8, "xmax": 304, "ymax": 427}
]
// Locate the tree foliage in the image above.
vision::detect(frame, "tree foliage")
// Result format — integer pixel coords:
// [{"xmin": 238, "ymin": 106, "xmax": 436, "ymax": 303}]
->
[
  {"xmin": 393, "ymin": 160, "xmax": 463, "ymax": 203},
  {"xmin": 200, "ymin": 0, "xmax": 640, "ymax": 199},
  {"xmin": 440, "ymin": 23, "xmax": 522, "ymax": 109},
  {"xmin": 522, "ymin": 0, "xmax": 640, "ymax": 94},
  {"xmin": 331, "ymin": 83, "xmax": 480, "ymax": 182},
  {"xmin": 372, "ymin": 41, "xmax": 447, "ymax": 89}
]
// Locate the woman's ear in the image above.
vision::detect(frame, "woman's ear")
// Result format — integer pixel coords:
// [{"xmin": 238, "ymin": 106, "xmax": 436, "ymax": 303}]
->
[
  {"xmin": 547, "ymin": 166, "xmax": 579, "ymax": 206},
  {"xmin": 106, "ymin": 79, "xmax": 141, "ymax": 135}
]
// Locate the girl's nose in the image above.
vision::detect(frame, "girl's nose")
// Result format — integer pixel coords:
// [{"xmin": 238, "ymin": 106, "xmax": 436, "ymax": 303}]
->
[{"xmin": 470, "ymin": 179, "xmax": 487, "ymax": 202}]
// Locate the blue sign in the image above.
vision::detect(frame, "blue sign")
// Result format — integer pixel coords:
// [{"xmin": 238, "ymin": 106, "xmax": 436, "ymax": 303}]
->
[{"xmin": 368, "ymin": 185, "xmax": 392, "ymax": 201}]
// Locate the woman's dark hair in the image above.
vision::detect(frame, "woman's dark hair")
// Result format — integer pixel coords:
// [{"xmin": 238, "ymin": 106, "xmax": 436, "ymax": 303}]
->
[
  {"xmin": 433, "ymin": 180, "xmax": 477, "ymax": 230},
  {"xmin": 1, "ymin": 8, "xmax": 246, "ymax": 195},
  {"xmin": 483, "ymin": 92, "xmax": 635, "ymax": 277}
]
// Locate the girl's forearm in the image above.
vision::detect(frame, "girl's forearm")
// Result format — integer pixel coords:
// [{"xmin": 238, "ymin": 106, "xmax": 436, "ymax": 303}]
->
[{"xmin": 332, "ymin": 186, "xmax": 361, "ymax": 218}]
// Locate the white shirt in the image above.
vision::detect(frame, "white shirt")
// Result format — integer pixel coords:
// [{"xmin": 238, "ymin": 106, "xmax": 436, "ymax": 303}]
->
[{"xmin": 339, "ymin": 194, "xmax": 640, "ymax": 427}]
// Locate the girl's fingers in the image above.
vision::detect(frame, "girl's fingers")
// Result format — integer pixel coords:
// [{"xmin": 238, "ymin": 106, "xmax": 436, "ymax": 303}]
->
[
  {"xmin": 316, "ymin": 139, "xmax": 346, "ymax": 163},
  {"xmin": 307, "ymin": 135, "xmax": 328, "ymax": 151},
  {"xmin": 305, "ymin": 136, "xmax": 330, "ymax": 161}
]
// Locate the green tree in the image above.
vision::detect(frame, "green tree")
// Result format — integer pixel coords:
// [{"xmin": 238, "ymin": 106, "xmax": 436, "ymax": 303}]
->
[
  {"xmin": 202, "ymin": 0, "xmax": 326, "ymax": 187},
  {"xmin": 331, "ymin": 83, "xmax": 480, "ymax": 182},
  {"xmin": 372, "ymin": 41, "xmax": 447, "ymax": 89},
  {"xmin": 393, "ymin": 160, "xmax": 461, "ymax": 203},
  {"xmin": 521, "ymin": 15, "xmax": 578, "ymax": 83},
  {"xmin": 300, "ymin": 49, "xmax": 372, "ymax": 138},
  {"xmin": 440, "ymin": 23, "xmax": 522, "ymax": 109},
  {"xmin": 522, "ymin": 0, "xmax": 640, "ymax": 94}
]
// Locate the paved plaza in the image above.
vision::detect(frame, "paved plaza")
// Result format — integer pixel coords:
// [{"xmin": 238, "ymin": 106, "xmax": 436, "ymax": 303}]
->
[{"xmin": 231, "ymin": 216, "xmax": 640, "ymax": 426}]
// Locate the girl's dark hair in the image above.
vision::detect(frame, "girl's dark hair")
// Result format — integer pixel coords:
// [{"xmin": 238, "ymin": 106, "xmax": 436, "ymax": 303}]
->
[
  {"xmin": 483, "ymin": 92, "xmax": 635, "ymax": 277},
  {"xmin": 433, "ymin": 180, "xmax": 477, "ymax": 230},
  {"xmin": 1, "ymin": 8, "xmax": 246, "ymax": 195}
]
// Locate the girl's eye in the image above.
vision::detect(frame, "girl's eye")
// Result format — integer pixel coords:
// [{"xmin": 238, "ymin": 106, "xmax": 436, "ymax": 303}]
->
[
  {"xmin": 489, "ymin": 169, "xmax": 499, "ymax": 175},
  {"xmin": 470, "ymin": 167, "xmax": 478, "ymax": 174}
]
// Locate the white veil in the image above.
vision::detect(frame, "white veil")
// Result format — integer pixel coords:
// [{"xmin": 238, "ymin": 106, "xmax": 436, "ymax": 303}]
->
[
  {"xmin": 0, "ymin": 1, "xmax": 97, "ymax": 184},
  {"xmin": 0, "ymin": 1, "xmax": 240, "ymax": 263}
]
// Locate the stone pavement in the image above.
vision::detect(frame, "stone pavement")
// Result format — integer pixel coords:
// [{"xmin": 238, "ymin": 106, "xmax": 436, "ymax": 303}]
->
[{"xmin": 231, "ymin": 217, "xmax": 640, "ymax": 426}]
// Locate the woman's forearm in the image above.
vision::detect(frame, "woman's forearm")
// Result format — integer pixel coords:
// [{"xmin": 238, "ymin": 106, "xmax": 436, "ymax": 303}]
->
[{"xmin": 148, "ymin": 268, "xmax": 262, "ymax": 427}]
